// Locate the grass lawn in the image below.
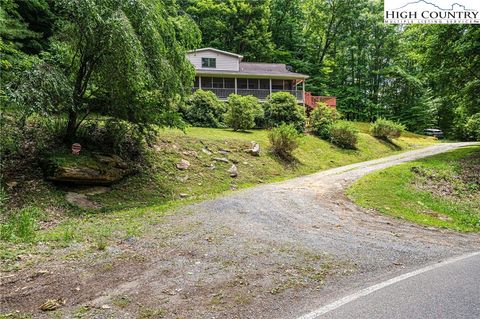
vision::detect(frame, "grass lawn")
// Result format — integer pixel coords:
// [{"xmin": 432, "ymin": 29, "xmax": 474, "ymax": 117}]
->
[
  {"xmin": 347, "ymin": 146, "xmax": 480, "ymax": 232},
  {"xmin": 1, "ymin": 123, "xmax": 437, "ymax": 270}
]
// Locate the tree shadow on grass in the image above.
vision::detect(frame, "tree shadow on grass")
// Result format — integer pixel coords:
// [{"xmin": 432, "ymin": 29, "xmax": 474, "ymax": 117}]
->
[
  {"xmin": 270, "ymin": 151, "xmax": 301, "ymax": 169},
  {"xmin": 375, "ymin": 137, "xmax": 402, "ymax": 151}
]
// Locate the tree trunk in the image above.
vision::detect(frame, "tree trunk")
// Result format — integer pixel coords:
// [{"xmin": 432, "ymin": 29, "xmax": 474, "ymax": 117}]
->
[{"xmin": 65, "ymin": 109, "xmax": 78, "ymax": 143}]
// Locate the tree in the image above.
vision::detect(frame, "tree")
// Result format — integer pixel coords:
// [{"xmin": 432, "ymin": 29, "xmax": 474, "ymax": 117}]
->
[
  {"xmin": 9, "ymin": 0, "xmax": 201, "ymax": 142},
  {"xmin": 182, "ymin": 0, "xmax": 274, "ymax": 61}
]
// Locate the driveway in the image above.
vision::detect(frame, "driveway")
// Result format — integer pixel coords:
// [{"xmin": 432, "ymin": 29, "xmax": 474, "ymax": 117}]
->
[{"xmin": 2, "ymin": 142, "xmax": 479, "ymax": 318}]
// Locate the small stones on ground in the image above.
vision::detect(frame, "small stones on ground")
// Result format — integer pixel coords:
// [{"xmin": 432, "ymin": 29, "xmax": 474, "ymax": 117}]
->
[
  {"xmin": 101, "ymin": 304, "xmax": 111, "ymax": 309},
  {"xmin": 218, "ymin": 150, "xmax": 229, "ymax": 155},
  {"xmin": 213, "ymin": 157, "xmax": 229, "ymax": 163},
  {"xmin": 179, "ymin": 193, "xmax": 189, "ymax": 198},
  {"xmin": 228, "ymin": 164, "xmax": 238, "ymax": 178},
  {"xmin": 176, "ymin": 159, "xmax": 190, "ymax": 170}
]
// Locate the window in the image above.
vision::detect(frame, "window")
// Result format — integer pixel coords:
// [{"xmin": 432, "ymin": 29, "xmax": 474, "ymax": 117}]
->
[{"xmin": 202, "ymin": 57, "xmax": 216, "ymax": 68}]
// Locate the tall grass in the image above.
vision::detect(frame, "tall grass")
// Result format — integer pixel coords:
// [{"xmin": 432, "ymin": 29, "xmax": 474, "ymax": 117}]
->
[{"xmin": 0, "ymin": 207, "xmax": 40, "ymax": 242}]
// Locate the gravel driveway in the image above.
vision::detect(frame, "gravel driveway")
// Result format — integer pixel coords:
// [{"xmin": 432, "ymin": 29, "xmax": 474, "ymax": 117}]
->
[{"xmin": 3, "ymin": 142, "xmax": 479, "ymax": 319}]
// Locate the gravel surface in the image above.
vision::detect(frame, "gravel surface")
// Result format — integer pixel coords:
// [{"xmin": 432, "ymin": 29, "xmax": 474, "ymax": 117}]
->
[{"xmin": 2, "ymin": 142, "xmax": 479, "ymax": 319}]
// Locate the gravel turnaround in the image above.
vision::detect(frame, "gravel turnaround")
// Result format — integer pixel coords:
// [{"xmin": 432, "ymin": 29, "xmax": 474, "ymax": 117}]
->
[{"xmin": 3, "ymin": 142, "xmax": 479, "ymax": 319}]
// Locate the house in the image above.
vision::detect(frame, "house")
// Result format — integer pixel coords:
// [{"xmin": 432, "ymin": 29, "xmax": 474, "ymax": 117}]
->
[{"xmin": 186, "ymin": 48, "xmax": 309, "ymax": 105}]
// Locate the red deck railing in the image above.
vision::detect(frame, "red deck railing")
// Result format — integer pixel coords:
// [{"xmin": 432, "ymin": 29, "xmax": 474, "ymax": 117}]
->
[{"xmin": 304, "ymin": 92, "xmax": 336, "ymax": 110}]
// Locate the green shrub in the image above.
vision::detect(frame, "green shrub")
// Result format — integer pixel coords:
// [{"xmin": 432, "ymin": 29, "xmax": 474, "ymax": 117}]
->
[
  {"xmin": 224, "ymin": 94, "xmax": 263, "ymax": 131},
  {"xmin": 329, "ymin": 122, "xmax": 359, "ymax": 149},
  {"xmin": 268, "ymin": 124, "xmax": 301, "ymax": 160},
  {"xmin": 371, "ymin": 118, "xmax": 405, "ymax": 139},
  {"xmin": 310, "ymin": 103, "xmax": 341, "ymax": 139},
  {"xmin": 182, "ymin": 90, "xmax": 226, "ymax": 128},
  {"xmin": 464, "ymin": 113, "xmax": 480, "ymax": 141},
  {"xmin": 0, "ymin": 207, "xmax": 40, "ymax": 242},
  {"xmin": 263, "ymin": 92, "xmax": 306, "ymax": 132}
]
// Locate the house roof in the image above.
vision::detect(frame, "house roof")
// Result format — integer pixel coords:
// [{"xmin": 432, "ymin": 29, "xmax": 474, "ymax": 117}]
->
[
  {"xmin": 187, "ymin": 47, "xmax": 244, "ymax": 60},
  {"xmin": 196, "ymin": 62, "xmax": 309, "ymax": 79}
]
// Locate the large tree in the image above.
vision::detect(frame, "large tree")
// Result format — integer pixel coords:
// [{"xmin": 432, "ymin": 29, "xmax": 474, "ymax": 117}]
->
[{"xmin": 9, "ymin": 0, "xmax": 201, "ymax": 141}]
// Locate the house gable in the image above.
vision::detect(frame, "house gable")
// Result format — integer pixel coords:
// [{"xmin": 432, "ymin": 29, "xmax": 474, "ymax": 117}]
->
[{"xmin": 187, "ymin": 48, "xmax": 241, "ymax": 72}]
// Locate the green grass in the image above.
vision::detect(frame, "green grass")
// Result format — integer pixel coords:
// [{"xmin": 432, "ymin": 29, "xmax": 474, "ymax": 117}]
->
[
  {"xmin": 347, "ymin": 146, "xmax": 480, "ymax": 232},
  {"xmin": 1, "ymin": 123, "xmax": 437, "ymax": 270}
]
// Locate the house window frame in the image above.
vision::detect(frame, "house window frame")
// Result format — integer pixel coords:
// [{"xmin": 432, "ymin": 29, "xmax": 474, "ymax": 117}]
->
[{"xmin": 202, "ymin": 57, "xmax": 216, "ymax": 68}]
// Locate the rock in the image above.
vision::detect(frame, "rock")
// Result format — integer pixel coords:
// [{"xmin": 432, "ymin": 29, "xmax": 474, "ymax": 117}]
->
[
  {"xmin": 213, "ymin": 157, "xmax": 229, "ymax": 163},
  {"xmin": 176, "ymin": 159, "xmax": 190, "ymax": 170},
  {"xmin": 218, "ymin": 150, "xmax": 229, "ymax": 155},
  {"xmin": 43, "ymin": 155, "xmax": 130, "ymax": 185},
  {"xmin": 179, "ymin": 193, "xmax": 188, "ymax": 198},
  {"xmin": 182, "ymin": 150, "xmax": 198, "ymax": 157},
  {"xmin": 77, "ymin": 186, "xmax": 111, "ymax": 196},
  {"xmin": 201, "ymin": 148, "xmax": 212, "ymax": 155},
  {"xmin": 246, "ymin": 141, "xmax": 260, "ymax": 156},
  {"xmin": 66, "ymin": 192, "xmax": 100, "ymax": 209},
  {"xmin": 6, "ymin": 181, "xmax": 18, "ymax": 188},
  {"xmin": 228, "ymin": 164, "xmax": 238, "ymax": 178}
]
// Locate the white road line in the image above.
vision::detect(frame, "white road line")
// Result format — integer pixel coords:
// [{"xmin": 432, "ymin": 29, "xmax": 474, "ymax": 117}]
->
[{"xmin": 296, "ymin": 251, "xmax": 480, "ymax": 319}]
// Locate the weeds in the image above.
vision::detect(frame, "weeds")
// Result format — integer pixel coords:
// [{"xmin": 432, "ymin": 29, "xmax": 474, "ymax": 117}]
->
[{"xmin": 0, "ymin": 207, "xmax": 40, "ymax": 242}]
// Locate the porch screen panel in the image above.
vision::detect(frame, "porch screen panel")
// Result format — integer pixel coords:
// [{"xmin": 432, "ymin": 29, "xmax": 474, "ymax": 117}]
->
[
  {"xmin": 272, "ymin": 79, "xmax": 283, "ymax": 90},
  {"xmin": 260, "ymin": 79, "xmax": 269, "ymax": 89},
  {"xmin": 238, "ymin": 79, "xmax": 248, "ymax": 89},
  {"xmin": 202, "ymin": 77, "xmax": 213, "ymax": 88},
  {"xmin": 248, "ymin": 79, "xmax": 259, "ymax": 89},
  {"xmin": 224, "ymin": 78, "xmax": 235, "ymax": 88},
  {"xmin": 194, "ymin": 77, "xmax": 199, "ymax": 87},
  {"xmin": 212, "ymin": 77, "xmax": 223, "ymax": 88}
]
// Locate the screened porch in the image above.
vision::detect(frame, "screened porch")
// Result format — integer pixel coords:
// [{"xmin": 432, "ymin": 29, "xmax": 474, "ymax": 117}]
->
[{"xmin": 192, "ymin": 76, "xmax": 304, "ymax": 102}]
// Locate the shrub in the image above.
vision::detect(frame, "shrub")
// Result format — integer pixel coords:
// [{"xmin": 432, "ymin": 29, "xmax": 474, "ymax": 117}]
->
[
  {"xmin": 268, "ymin": 124, "xmax": 301, "ymax": 160},
  {"xmin": 263, "ymin": 92, "xmax": 306, "ymax": 132},
  {"xmin": 224, "ymin": 94, "xmax": 263, "ymax": 131},
  {"xmin": 310, "ymin": 103, "xmax": 341, "ymax": 139},
  {"xmin": 371, "ymin": 118, "xmax": 405, "ymax": 139},
  {"xmin": 464, "ymin": 113, "xmax": 480, "ymax": 141},
  {"xmin": 329, "ymin": 122, "xmax": 359, "ymax": 149},
  {"xmin": 182, "ymin": 90, "xmax": 226, "ymax": 127}
]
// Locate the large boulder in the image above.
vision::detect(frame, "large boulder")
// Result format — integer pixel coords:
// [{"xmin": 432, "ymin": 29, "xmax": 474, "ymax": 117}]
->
[{"xmin": 43, "ymin": 154, "xmax": 131, "ymax": 185}]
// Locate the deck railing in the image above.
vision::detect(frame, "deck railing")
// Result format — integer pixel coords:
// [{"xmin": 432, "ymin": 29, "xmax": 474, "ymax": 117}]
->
[{"xmin": 192, "ymin": 87, "xmax": 303, "ymax": 102}]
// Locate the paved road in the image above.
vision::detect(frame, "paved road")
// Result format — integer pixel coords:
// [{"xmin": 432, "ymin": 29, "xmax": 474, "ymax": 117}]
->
[{"xmin": 303, "ymin": 252, "xmax": 480, "ymax": 319}]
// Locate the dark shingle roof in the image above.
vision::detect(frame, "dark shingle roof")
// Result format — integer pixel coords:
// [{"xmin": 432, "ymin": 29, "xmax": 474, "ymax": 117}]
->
[{"xmin": 196, "ymin": 62, "xmax": 308, "ymax": 79}]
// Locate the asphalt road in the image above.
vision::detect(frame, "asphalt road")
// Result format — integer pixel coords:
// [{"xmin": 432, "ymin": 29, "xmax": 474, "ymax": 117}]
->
[{"xmin": 302, "ymin": 252, "xmax": 480, "ymax": 319}]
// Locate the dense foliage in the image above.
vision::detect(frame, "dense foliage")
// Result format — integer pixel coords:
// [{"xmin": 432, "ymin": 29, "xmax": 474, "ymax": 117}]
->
[
  {"xmin": 4, "ymin": 0, "xmax": 200, "ymax": 142},
  {"xmin": 371, "ymin": 118, "xmax": 405, "ymax": 140},
  {"xmin": 182, "ymin": 89, "xmax": 225, "ymax": 128},
  {"xmin": 263, "ymin": 92, "xmax": 306, "ymax": 132},
  {"xmin": 224, "ymin": 94, "xmax": 262, "ymax": 131},
  {"xmin": 309, "ymin": 103, "xmax": 340, "ymax": 139},
  {"xmin": 180, "ymin": 0, "xmax": 478, "ymax": 138},
  {"xmin": 465, "ymin": 113, "xmax": 480, "ymax": 142},
  {"xmin": 329, "ymin": 122, "xmax": 358, "ymax": 149},
  {"xmin": 268, "ymin": 123, "xmax": 300, "ymax": 160}
]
